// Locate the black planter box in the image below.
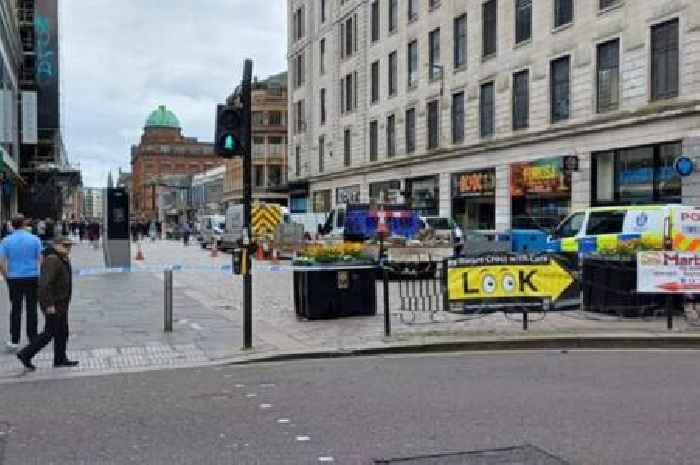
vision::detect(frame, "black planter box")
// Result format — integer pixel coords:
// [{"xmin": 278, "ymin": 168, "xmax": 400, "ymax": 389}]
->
[
  {"xmin": 293, "ymin": 267, "xmax": 377, "ymax": 319},
  {"xmin": 582, "ymin": 257, "xmax": 680, "ymax": 316}
]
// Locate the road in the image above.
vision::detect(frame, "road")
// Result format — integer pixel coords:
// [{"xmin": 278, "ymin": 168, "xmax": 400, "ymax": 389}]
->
[{"xmin": 0, "ymin": 350, "xmax": 698, "ymax": 464}]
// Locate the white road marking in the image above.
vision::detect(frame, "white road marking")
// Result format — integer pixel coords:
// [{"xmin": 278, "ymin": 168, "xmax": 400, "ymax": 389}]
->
[
  {"xmin": 190, "ymin": 323, "xmax": 203, "ymax": 331},
  {"xmin": 235, "ymin": 384, "xmax": 245, "ymax": 388},
  {"xmin": 277, "ymin": 418, "xmax": 290, "ymax": 424},
  {"xmin": 260, "ymin": 403, "xmax": 272, "ymax": 409},
  {"xmin": 260, "ymin": 383, "xmax": 276, "ymax": 388},
  {"xmin": 318, "ymin": 458, "xmax": 335, "ymax": 462},
  {"xmin": 246, "ymin": 393, "xmax": 257, "ymax": 398},
  {"xmin": 296, "ymin": 435, "xmax": 311, "ymax": 442}
]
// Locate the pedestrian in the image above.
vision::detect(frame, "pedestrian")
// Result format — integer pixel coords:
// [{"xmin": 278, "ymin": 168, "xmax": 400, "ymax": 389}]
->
[
  {"xmin": 0, "ymin": 215, "xmax": 42, "ymax": 351},
  {"xmin": 78, "ymin": 220, "xmax": 86, "ymax": 242},
  {"xmin": 16, "ymin": 235, "xmax": 78, "ymax": 371},
  {"xmin": 1, "ymin": 220, "xmax": 12, "ymax": 239},
  {"xmin": 156, "ymin": 220, "xmax": 162, "ymax": 240},
  {"xmin": 36, "ymin": 218, "xmax": 46, "ymax": 242},
  {"xmin": 182, "ymin": 222, "xmax": 191, "ymax": 246},
  {"xmin": 149, "ymin": 221, "xmax": 156, "ymax": 242}
]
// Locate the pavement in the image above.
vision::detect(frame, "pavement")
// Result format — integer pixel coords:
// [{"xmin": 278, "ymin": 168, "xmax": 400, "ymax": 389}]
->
[
  {"xmin": 1, "ymin": 239, "xmax": 699, "ymax": 381},
  {"xmin": 1, "ymin": 350, "xmax": 699, "ymax": 464}
]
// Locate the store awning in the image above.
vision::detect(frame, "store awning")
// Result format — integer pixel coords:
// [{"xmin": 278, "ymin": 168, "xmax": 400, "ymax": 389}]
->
[{"xmin": 0, "ymin": 150, "xmax": 27, "ymax": 187}]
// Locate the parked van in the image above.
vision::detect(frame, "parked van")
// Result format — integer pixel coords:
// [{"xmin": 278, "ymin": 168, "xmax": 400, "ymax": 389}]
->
[
  {"xmin": 547, "ymin": 204, "xmax": 700, "ymax": 255},
  {"xmin": 198, "ymin": 215, "xmax": 226, "ymax": 249}
]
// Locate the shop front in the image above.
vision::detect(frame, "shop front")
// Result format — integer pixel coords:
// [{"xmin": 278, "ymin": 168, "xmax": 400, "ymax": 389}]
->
[
  {"xmin": 369, "ymin": 180, "xmax": 401, "ymax": 204},
  {"xmin": 288, "ymin": 181, "xmax": 309, "ymax": 213},
  {"xmin": 511, "ymin": 157, "xmax": 571, "ymax": 232},
  {"xmin": 405, "ymin": 176, "xmax": 439, "ymax": 216},
  {"xmin": 336, "ymin": 185, "xmax": 361, "ymax": 205},
  {"xmin": 312, "ymin": 189, "xmax": 332, "ymax": 213},
  {"xmin": 451, "ymin": 169, "xmax": 496, "ymax": 231},
  {"xmin": 591, "ymin": 141, "xmax": 682, "ymax": 206}
]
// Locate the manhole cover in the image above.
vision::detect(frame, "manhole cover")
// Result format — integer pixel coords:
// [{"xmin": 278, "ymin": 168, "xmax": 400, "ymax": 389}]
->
[{"xmin": 374, "ymin": 445, "xmax": 570, "ymax": 465}]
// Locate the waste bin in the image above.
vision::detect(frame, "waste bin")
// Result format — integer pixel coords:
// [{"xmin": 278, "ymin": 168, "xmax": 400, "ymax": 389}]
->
[{"xmin": 293, "ymin": 265, "xmax": 377, "ymax": 319}]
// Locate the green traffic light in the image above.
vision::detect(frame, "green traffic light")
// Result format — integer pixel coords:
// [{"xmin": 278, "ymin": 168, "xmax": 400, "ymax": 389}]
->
[{"xmin": 224, "ymin": 134, "xmax": 235, "ymax": 151}]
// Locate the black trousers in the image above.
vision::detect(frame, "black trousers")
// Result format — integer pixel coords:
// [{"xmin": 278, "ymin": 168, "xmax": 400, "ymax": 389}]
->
[
  {"xmin": 7, "ymin": 278, "xmax": 38, "ymax": 344},
  {"xmin": 19, "ymin": 311, "xmax": 69, "ymax": 363}
]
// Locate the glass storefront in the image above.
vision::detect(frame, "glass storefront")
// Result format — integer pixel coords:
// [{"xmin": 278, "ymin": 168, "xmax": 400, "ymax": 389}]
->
[
  {"xmin": 592, "ymin": 142, "xmax": 682, "ymax": 206},
  {"xmin": 336, "ymin": 185, "xmax": 360, "ymax": 204},
  {"xmin": 369, "ymin": 180, "xmax": 401, "ymax": 204},
  {"xmin": 511, "ymin": 157, "xmax": 571, "ymax": 232},
  {"xmin": 405, "ymin": 176, "xmax": 439, "ymax": 216},
  {"xmin": 451, "ymin": 169, "xmax": 495, "ymax": 231},
  {"xmin": 312, "ymin": 190, "xmax": 332, "ymax": 213}
]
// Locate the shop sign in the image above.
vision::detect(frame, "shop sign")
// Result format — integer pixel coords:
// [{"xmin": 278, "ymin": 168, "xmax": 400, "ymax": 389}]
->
[
  {"xmin": 638, "ymin": 251, "xmax": 700, "ymax": 293},
  {"xmin": 447, "ymin": 255, "xmax": 575, "ymax": 302},
  {"xmin": 336, "ymin": 185, "xmax": 360, "ymax": 204},
  {"xmin": 511, "ymin": 157, "xmax": 570, "ymax": 196},
  {"xmin": 453, "ymin": 170, "xmax": 495, "ymax": 196},
  {"xmin": 563, "ymin": 156, "xmax": 579, "ymax": 172},
  {"xmin": 674, "ymin": 156, "xmax": 694, "ymax": 177}
]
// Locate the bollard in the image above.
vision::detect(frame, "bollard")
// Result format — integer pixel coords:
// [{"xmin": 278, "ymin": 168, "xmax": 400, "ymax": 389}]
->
[
  {"xmin": 523, "ymin": 310, "xmax": 528, "ymax": 331},
  {"xmin": 164, "ymin": 269, "xmax": 173, "ymax": 332},
  {"xmin": 383, "ymin": 267, "xmax": 391, "ymax": 337},
  {"xmin": 666, "ymin": 294, "xmax": 673, "ymax": 331}
]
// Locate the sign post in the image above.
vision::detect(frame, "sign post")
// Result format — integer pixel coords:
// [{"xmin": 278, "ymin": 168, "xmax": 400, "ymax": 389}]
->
[{"xmin": 242, "ymin": 59, "xmax": 253, "ymax": 350}]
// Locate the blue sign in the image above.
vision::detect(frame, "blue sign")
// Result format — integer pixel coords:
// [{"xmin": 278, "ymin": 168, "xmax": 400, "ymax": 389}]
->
[{"xmin": 674, "ymin": 156, "xmax": 694, "ymax": 177}]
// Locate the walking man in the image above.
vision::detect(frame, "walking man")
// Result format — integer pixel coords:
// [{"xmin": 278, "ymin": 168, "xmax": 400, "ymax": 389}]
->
[
  {"xmin": 0, "ymin": 215, "xmax": 42, "ymax": 351},
  {"xmin": 17, "ymin": 236, "xmax": 78, "ymax": 371}
]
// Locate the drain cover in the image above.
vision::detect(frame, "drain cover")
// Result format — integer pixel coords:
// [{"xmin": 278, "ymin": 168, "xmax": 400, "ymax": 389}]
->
[{"xmin": 374, "ymin": 445, "xmax": 569, "ymax": 465}]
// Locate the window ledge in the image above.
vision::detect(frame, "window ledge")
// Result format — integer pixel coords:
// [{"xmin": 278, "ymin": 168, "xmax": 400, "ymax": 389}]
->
[
  {"xmin": 482, "ymin": 53, "xmax": 497, "ymax": 63},
  {"xmin": 407, "ymin": 83, "xmax": 419, "ymax": 93},
  {"xmin": 408, "ymin": 14, "xmax": 419, "ymax": 24},
  {"xmin": 388, "ymin": 28, "xmax": 398, "ymax": 37},
  {"xmin": 552, "ymin": 22, "xmax": 574, "ymax": 34},
  {"xmin": 388, "ymin": 92, "xmax": 398, "ymax": 100},
  {"xmin": 453, "ymin": 65, "xmax": 467, "ymax": 74},
  {"xmin": 598, "ymin": 2, "xmax": 624, "ymax": 16},
  {"xmin": 514, "ymin": 38, "xmax": 532, "ymax": 50},
  {"xmin": 428, "ymin": 3, "xmax": 441, "ymax": 13}
]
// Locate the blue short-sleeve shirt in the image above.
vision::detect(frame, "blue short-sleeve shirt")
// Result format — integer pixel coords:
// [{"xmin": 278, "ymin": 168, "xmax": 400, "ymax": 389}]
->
[{"xmin": 0, "ymin": 230, "xmax": 42, "ymax": 278}]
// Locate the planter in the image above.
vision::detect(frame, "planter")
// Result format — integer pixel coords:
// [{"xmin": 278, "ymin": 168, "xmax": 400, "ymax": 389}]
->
[{"xmin": 293, "ymin": 265, "xmax": 377, "ymax": 320}]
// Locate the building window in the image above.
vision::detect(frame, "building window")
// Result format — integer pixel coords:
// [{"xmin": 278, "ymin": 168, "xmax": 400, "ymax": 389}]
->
[
  {"xmin": 454, "ymin": 14, "xmax": 467, "ymax": 68},
  {"xmin": 320, "ymin": 39, "xmax": 326, "ymax": 74},
  {"xmin": 593, "ymin": 142, "xmax": 682, "ymax": 205},
  {"xmin": 371, "ymin": 61, "xmax": 380, "ymax": 103},
  {"xmin": 554, "ymin": 0, "xmax": 573, "ymax": 28},
  {"xmin": 345, "ymin": 16, "xmax": 354, "ymax": 57},
  {"xmin": 388, "ymin": 51, "xmax": 397, "ymax": 96},
  {"xmin": 295, "ymin": 145, "xmax": 301, "ymax": 176},
  {"xmin": 599, "ymin": 0, "xmax": 619, "ymax": 10},
  {"xmin": 451, "ymin": 92, "xmax": 464, "ymax": 144},
  {"xmin": 344, "ymin": 129, "xmax": 351, "ymax": 166},
  {"xmin": 294, "ymin": 53, "xmax": 305, "ymax": 88},
  {"xmin": 345, "ymin": 73, "xmax": 353, "ymax": 112},
  {"xmin": 371, "ymin": 0, "xmax": 380, "ymax": 42},
  {"xmin": 427, "ymin": 100, "xmax": 439, "ymax": 149},
  {"xmin": 406, "ymin": 108, "xmax": 416, "ymax": 154},
  {"xmin": 651, "ymin": 19, "xmax": 679, "ymax": 101},
  {"xmin": 408, "ymin": 40, "xmax": 418, "ymax": 87},
  {"xmin": 269, "ymin": 111, "xmax": 282, "ymax": 125},
  {"xmin": 320, "ymin": 88, "xmax": 326, "ymax": 124},
  {"xmin": 429, "ymin": 28, "xmax": 440, "ymax": 80},
  {"xmin": 387, "ymin": 114, "xmax": 396, "ymax": 158},
  {"xmin": 408, "ymin": 0, "xmax": 418, "ymax": 21},
  {"xmin": 515, "ymin": 0, "xmax": 532, "ymax": 44},
  {"xmin": 254, "ymin": 166, "xmax": 265, "ymax": 188},
  {"xmin": 318, "ymin": 136, "xmax": 325, "ymax": 173},
  {"xmin": 294, "ymin": 6, "xmax": 305, "ymax": 41},
  {"xmin": 597, "ymin": 39, "xmax": 620, "ymax": 113},
  {"xmin": 551, "ymin": 56, "xmax": 570, "ymax": 123},
  {"xmin": 482, "ymin": 0, "xmax": 497, "ymax": 57},
  {"xmin": 512, "ymin": 70, "xmax": 529, "ymax": 130},
  {"xmin": 389, "ymin": 0, "xmax": 398, "ymax": 33},
  {"xmin": 269, "ymin": 165, "xmax": 282, "ymax": 187},
  {"xmin": 321, "ymin": 0, "xmax": 326, "ymax": 22},
  {"xmin": 369, "ymin": 121, "xmax": 378, "ymax": 161},
  {"xmin": 480, "ymin": 82, "xmax": 495, "ymax": 137},
  {"xmin": 295, "ymin": 100, "xmax": 305, "ymax": 133},
  {"xmin": 429, "ymin": 0, "xmax": 441, "ymax": 10}
]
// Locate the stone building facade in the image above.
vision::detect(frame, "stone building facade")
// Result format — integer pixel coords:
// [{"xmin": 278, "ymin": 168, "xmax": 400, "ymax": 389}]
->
[
  {"xmin": 130, "ymin": 105, "xmax": 222, "ymax": 220},
  {"xmin": 288, "ymin": 0, "xmax": 700, "ymax": 231}
]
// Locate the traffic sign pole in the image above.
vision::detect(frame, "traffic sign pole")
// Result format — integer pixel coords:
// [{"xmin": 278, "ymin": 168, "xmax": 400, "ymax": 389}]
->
[{"xmin": 242, "ymin": 59, "xmax": 253, "ymax": 350}]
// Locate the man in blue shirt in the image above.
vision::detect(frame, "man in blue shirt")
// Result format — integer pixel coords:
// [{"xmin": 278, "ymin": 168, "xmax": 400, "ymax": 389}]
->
[{"xmin": 0, "ymin": 215, "xmax": 42, "ymax": 351}]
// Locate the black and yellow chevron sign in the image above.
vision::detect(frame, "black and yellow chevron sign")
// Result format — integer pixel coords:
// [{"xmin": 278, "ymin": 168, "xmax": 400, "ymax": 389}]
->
[{"xmin": 252, "ymin": 204, "xmax": 282, "ymax": 236}]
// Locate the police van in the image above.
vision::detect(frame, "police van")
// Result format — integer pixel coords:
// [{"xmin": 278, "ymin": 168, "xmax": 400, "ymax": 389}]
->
[{"xmin": 547, "ymin": 204, "xmax": 700, "ymax": 255}]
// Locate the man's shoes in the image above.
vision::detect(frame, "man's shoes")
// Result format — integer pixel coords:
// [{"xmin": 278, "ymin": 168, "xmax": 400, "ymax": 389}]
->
[
  {"xmin": 16, "ymin": 353, "xmax": 36, "ymax": 371},
  {"xmin": 5, "ymin": 341, "xmax": 19, "ymax": 352},
  {"xmin": 53, "ymin": 360, "xmax": 79, "ymax": 368}
]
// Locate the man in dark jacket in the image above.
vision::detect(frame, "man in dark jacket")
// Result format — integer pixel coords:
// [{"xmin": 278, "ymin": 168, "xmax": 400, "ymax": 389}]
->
[{"xmin": 16, "ymin": 236, "xmax": 78, "ymax": 371}]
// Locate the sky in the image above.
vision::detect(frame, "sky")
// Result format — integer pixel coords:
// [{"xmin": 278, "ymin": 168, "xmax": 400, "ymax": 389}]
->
[{"xmin": 61, "ymin": 0, "xmax": 288, "ymax": 188}]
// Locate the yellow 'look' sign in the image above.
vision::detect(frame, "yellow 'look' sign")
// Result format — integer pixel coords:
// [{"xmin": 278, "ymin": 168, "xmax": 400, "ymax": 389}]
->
[{"xmin": 447, "ymin": 257, "xmax": 574, "ymax": 302}]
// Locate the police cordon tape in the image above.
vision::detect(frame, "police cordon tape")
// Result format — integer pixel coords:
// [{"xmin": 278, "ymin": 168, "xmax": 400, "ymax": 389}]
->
[{"xmin": 72, "ymin": 263, "xmax": 380, "ymax": 277}]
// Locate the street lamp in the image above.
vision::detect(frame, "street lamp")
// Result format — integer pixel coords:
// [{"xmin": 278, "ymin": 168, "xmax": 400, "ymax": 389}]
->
[{"xmin": 431, "ymin": 64, "xmax": 445, "ymax": 96}]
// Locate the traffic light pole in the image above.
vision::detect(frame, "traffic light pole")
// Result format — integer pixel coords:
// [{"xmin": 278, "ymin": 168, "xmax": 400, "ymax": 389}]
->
[{"xmin": 242, "ymin": 59, "xmax": 253, "ymax": 350}]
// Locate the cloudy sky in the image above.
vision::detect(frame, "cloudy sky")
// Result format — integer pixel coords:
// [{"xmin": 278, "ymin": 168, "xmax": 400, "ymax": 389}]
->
[{"xmin": 61, "ymin": 0, "xmax": 287, "ymax": 187}]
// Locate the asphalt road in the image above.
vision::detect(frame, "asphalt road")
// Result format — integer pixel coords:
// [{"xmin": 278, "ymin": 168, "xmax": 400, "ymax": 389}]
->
[{"xmin": 0, "ymin": 350, "xmax": 699, "ymax": 465}]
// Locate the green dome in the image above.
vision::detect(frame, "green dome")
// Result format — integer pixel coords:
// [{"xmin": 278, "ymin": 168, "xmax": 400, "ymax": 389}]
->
[{"xmin": 145, "ymin": 105, "xmax": 181, "ymax": 129}]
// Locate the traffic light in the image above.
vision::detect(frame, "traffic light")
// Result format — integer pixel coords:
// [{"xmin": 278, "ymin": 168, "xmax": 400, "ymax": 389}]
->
[{"xmin": 215, "ymin": 104, "xmax": 246, "ymax": 158}]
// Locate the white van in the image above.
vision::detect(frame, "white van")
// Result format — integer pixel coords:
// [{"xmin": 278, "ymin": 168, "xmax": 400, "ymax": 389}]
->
[{"xmin": 198, "ymin": 215, "xmax": 226, "ymax": 249}]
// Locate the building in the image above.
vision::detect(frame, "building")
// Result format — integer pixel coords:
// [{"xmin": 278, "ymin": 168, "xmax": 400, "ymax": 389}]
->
[
  {"xmin": 17, "ymin": 0, "xmax": 80, "ymax": 220},
  {"xmin": 0, "ymin": 0, "xmax": 23, "ymax": 224},
  {"xmin": 192, "ymin": 165, "xmax": 225, "ymax": 217},
  {"xmin": 81, "ymin": 187, "xmax": 103, "ymax": 221},
  {"xmin": 288, "ymin": 0, "xmax": 700, "ymax": 232},
  {"xmin": 130, "ymin": 105, "xmax": 223, "ymax": 221},
  {"xmin": 222, "ymin": 72, "xmax": 289, "ymax": 208}
]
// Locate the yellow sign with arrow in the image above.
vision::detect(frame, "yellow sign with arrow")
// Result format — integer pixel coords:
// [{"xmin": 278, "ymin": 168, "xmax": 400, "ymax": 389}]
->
[{"xmin": 447, "ymin": 255, "xmax": 574, "ymax": 302}]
